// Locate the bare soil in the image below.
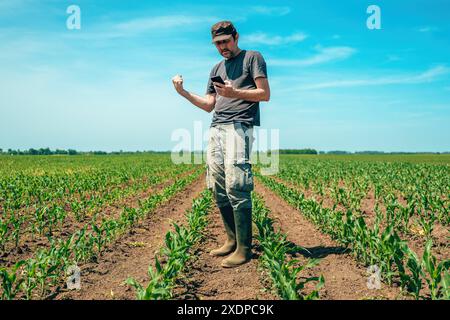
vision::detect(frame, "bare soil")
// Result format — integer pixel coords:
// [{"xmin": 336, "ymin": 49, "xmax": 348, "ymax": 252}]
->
[{"xmin": 172, "ymin": 206, "xmax": 277, "ymax": 300}]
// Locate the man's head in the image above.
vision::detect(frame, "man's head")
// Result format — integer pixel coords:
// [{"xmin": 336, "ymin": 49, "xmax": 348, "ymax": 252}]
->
[{"xmin": 211, "ymin": 21, "xmax": 240, "ymax": 59}]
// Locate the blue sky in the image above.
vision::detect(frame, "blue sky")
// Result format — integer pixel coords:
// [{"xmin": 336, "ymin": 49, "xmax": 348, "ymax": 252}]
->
[{"xmin": 0, "ymin": 0, "xmax": 449, "ymax": 152}]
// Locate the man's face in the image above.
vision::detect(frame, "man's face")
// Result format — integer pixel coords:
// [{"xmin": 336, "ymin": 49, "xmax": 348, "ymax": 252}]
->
[{"xmin": 214, "ymin": 34, "xmax": 239, "ymax": 59}]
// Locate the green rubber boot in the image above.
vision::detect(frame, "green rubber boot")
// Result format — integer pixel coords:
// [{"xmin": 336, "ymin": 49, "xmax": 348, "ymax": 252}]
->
[
  {"xmin": 210, "ymin": 205, "xmax": 237, "ymax": 256},
  {"xmin": 221, "ymin": 207, "xmax": 252, "ymax": 268}
]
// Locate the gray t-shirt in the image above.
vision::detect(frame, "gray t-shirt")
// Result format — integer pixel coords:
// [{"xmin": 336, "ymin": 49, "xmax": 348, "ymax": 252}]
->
[{"xmin": 206, "ymin": 50, "xmax": 267, "ymax": 127}]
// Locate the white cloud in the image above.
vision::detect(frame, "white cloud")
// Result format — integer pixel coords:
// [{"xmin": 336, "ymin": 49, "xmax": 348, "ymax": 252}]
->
[
  {"xmin": 250, "ymin": 6, "xmax": 291, "ymax": 16},
  {"xmin": 414, "ymin": 65, "xmax": 450, "ymax": 81},
  {"xmin": 243, "ymin": 32, "xmax": 307, "ymax": 45},
  {"xmin": 418, "ymin": 26, "xmax": 439, "ymax": 33},
  {"xmin": 269, "ymin": 46, "xmax": 356, "ymax": 67},
  {"xmin": 386, "ymin": 54, "xmax": 401, "ymax": 62},
  {"xmin": 0, "ymin": 0, "xmax": 27, "ymax": 11},
  {"xmin": 114, "ymin": 15, "xmax": 218, "ymax": 34},
  {"xmin": 299, "ymin": 65, "xmax": 450, "ymax": 90}
]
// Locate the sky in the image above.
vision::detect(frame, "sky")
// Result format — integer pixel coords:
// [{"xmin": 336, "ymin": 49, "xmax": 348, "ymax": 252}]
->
[{"xmin": 0, "ymin": 0, "xmax": 449, "ymax": 152}]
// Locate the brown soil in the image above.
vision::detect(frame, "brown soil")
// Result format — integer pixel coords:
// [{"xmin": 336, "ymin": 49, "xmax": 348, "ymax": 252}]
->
[
  {"xmin": 172, "ymin": 206, "xmax": 277, "ymax": 300},
  {"xmin": 255, "ymin": 180, "xmax": 405, "ymax": 300},
  {"xmin": 55, "ymin": 173, "xmax": 205, "ymax": 300}
]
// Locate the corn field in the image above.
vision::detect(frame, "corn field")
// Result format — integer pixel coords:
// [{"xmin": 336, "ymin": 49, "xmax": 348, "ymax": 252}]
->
[{"xmin": 0, "ymin": 153, "xmax": 448, "ymax": 300}]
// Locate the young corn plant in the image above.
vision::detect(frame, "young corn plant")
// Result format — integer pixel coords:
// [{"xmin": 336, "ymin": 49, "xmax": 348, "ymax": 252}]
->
[
  {"xmin": 21, "ymin": 259, "xmax": 38, "ymax": 300},
  {"xmin": 440, "ymin": 271, "xmax": 450, "ymax": 299},
  {"xmin": 0, "ymin": 260, "xmax": 25, "ymax": 300},
  {"xmin": 33, "ymin": 249, "xmax": 61, "ymax": 298},
  {"xmin": 73, "ymin": 227, "xmax": 95, "ymax": 263},
  {"xmin": 401, "ymin": 247, "xmax": 424, "ymax": 299},
  {"xmin": 10, "ymin": 213, "xmax": 25, "ymax": 249},
  {"xmin": 0, "ymin": 216, "xmax": 9, "ymax": 254},
  {"xmin": 421, "ymin": 239, "xmax": 450, "ymax": 300},
  {"xmin": 126, "ymin": 257, "xmax": 171, "ymax": 300},
  {"xmin": 416, "ymin": 212, "xmax": 437, "ymax": 241}
]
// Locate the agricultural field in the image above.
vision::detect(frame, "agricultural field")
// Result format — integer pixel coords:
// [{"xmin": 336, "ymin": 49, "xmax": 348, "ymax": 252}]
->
[{"xmin": 0, "ymin": 153, "xmax": 448, "ymax": 300}]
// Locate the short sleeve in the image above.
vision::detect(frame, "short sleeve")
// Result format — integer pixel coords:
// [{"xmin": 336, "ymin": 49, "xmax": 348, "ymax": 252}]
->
[
  {"xmin": 250, "ymin": 52, "xmax": 267, "ymax": 80},
  {"xmin": 206, "ymin": 68, "xmax": 216, "ymax": 95}
]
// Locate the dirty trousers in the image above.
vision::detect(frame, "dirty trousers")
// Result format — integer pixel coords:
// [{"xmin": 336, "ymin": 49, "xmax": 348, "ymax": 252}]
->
[{"xmin": 206, "ymin": 122, "xmax": 254, "ymax": 211}]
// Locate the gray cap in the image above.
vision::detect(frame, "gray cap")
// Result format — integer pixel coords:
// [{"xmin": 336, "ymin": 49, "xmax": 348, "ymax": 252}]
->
[{"xmin": 211, "ymin": 21, "xmax": 237, "ymax": 43}]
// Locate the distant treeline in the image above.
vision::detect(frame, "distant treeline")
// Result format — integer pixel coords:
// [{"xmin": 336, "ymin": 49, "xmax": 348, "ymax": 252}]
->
[
  {"xmin": 1, "ymin": 148, "xmax": 449, "ymax": 156},
  {"xmin": 276, "ymin": 149, "xmax": 450, "ymax": 155},
  {"xmin": 277, "ymin": 149, "xmax": 318, "ymax": 154},
  {"xmin": 277, "ymin": 149, "xmax": 450, "ymax": 155},
  {"xmin": 0, "ymin": 148, "xmax": 79, "ymax": 155},
  {"xmin": 318, "ymin": 150, "xmax": 450, "ymax": 155},
  {"xmin": 0, "ymin": 148, "xmax": 169, "ymax": 156}
]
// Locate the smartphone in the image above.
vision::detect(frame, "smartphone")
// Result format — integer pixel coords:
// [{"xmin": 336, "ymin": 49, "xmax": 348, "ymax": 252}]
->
[{"xmin": 211, "ymin": 75, "xmax": 225, "ymax": 85}]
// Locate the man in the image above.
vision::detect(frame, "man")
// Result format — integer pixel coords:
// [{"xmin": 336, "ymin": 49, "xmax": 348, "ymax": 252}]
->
[{"xmin": 171, "ymin": 21, "xmax": 270, "ymax": 268}]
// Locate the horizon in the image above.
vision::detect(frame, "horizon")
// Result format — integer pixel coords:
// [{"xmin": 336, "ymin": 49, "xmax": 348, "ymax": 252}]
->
[{"xmin": 1, "ymin": 147, "xmax": 449, "ymax": 154}]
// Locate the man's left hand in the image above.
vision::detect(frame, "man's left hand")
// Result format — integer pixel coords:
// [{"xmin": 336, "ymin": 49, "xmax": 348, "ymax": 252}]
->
[{"xmin": 214, "ymin": 80, "xmax": 237, "ymax": 98}]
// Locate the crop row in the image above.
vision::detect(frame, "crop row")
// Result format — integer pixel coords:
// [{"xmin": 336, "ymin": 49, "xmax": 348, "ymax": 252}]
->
[
  {"xmin": 257, "ymin": 174, "xmax": 449, "ymax": 300},
  {"xmin": 252, "ymin": 193, "xmax": 324, "ymax": 300}
]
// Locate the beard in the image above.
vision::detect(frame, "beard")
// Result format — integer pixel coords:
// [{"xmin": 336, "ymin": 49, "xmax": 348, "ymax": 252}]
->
[{"xmin": 222, "ymin": 49, "xmax": 236, "ymax": 59}]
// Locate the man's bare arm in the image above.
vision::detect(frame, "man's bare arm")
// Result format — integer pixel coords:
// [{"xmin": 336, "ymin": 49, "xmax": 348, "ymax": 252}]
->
[
  {"xmin": 180, "ymin": 91, "xmax": 216, "ymax": 113},
  {"xmin": 214, "ymin": 77, "xmax": 270, "ymax": 102},
  {"xmin": 172, "ymin": 74, "xmax": 216, "ymax": 113}
]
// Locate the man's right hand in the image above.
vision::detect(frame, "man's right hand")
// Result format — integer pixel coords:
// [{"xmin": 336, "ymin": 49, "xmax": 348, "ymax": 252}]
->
[
  {"xmin": 172, "ymin": 74, "xmax": 185, "ymax": 95},
  {"xmin": 171, "ymin": 74, "xmax": 215, "ymax": 113}
]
